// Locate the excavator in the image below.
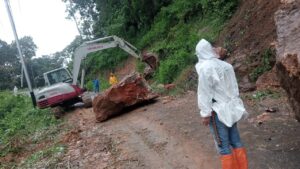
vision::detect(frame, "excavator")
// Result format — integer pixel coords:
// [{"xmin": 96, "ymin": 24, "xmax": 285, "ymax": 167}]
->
[{"xmin": 35, "ymin": 35, "xmax": 158, "ymax": 117}]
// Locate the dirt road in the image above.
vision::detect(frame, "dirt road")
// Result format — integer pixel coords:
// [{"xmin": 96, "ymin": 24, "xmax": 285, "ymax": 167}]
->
[{"xmin": 57, "ymin": 90, "xmax": 300, "ymax": 169}]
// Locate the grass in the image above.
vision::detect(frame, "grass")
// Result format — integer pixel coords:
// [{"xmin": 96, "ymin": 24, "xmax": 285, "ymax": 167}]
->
[
  {"xmin": 243, "ymin": 89, "xmax": 281, "ymax": 101},
  {"xmin": 21, "ymin": 144, "xmax": 66, "ymax": 168},
  {"xmin": 0, "ymin": 91, "xmax": 64, "ymax": 168},
  {"xmin": 250, "ymin": 48, "xmax": 275, "ymax": 81}
]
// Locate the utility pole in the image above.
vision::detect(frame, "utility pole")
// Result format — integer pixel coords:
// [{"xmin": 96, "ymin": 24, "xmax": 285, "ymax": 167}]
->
[{"xmin": 4, "ymin": 0, "xmax": 36, "ymax": 107}]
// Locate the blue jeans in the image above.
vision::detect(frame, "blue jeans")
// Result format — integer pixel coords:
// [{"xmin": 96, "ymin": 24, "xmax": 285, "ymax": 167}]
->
[
  {"xmin": 209, "ymin": 111, "xmax": 243, "ymax": 155},
  {"xmin": 94, "ymin": 86, "xmax": 99, "ymax": 93}
]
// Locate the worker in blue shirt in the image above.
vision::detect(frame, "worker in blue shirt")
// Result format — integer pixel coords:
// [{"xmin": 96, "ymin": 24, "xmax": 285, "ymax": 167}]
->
[{"xmin": 93, "ymin": 78, "xmax": 100, "ymax": 93}]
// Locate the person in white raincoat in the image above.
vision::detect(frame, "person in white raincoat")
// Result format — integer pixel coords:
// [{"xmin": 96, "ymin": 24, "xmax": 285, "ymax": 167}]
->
[{"xmin": 195, "ymin": 39, "xmax": 248, "ymax": 169}]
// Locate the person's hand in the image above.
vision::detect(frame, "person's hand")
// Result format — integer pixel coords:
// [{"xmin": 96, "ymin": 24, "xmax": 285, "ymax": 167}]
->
[{"xmin": 202, "ymin": 116, "xmax": 210, "ymax": 126}]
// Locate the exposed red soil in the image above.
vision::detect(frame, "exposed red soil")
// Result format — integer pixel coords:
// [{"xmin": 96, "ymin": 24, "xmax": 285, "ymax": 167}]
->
[{"xmin": 217, "ymin": 0, "xmax": 281, "ymax": 55}]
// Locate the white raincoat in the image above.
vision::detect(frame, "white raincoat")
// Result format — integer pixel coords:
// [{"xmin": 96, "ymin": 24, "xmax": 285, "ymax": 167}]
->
[{"xmin": 195, "ymin": 39, "xmax": 248, "ymax": 127}]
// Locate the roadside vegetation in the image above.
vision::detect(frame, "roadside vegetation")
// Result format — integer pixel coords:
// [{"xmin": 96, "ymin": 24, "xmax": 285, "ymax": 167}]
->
[{"xmin": 0, "ymin": 91, "xmax": 63, "ymax": 168}]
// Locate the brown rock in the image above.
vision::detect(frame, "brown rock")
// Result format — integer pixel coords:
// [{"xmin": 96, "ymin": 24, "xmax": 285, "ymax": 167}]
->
[
  {"xmin": 143, "ymin": 65, "xmax": 154, "ymax": 79},
  {"xmin": 275, "ymin": 2, "xmax": 300, "ymax": 121},
  {"xmin": 241, "ymin": 75, "xmax": 250, "ymax": 83},
  {"xmin": 257, "ymin": 112, "xmax": 272, "ymax": 123},
  {"xmin": 164, "ymin": 84, "xmax": 176, "ymax": 90},
  {"xmin": 280, "ymin": 0, "xmax": 295, "ymax": 4},
  {"xmin": 255, "ymin": 68, "xmax": 280, "ymax": 90},
  {"xmin": 239, "ymin": 82, "xmax": 256, "ymax": 93},
  {"xmin": 93, "ymin": 73, "xmax": 158, "ymax": 122},
  {"xmin": 231, "ymin": 53, "xmax": 248, "ymax": 77}
]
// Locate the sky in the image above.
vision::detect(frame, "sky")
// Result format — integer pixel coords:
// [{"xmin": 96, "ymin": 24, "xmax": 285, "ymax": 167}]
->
[{"xmin": 0, "ymin": 0, "xmax": 79, "ymax": 57}]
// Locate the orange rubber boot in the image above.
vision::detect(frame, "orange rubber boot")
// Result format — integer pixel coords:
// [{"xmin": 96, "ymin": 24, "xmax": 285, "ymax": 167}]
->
[
  {"xmin": 232, "ymin": 150, "xmax": 239, "ymax": 169},
  {"xmin": 233, "ymin": 148, "xmax": 248, "ymax": 169},
  {"xmin": 221, "ymin": 154, "xmax": 234, "ymax": 169}
]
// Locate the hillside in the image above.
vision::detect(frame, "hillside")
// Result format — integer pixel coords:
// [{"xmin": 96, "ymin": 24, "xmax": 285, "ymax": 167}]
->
[
  {"xmin": 218, "ymin": 0, "xmax": 280, "ymax": 81},
  {"xmin": 71, "ymin": 0, "xmax": 238, "ymax": 86}
]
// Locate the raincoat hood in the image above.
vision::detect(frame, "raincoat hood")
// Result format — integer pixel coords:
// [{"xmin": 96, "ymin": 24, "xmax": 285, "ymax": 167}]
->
[{"xmin": 195, "ymin": 39, "xmax": 219, "ymax": 62}]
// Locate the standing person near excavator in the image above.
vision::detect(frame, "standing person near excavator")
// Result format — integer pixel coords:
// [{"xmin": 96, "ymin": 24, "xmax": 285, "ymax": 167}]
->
[
  {"xmin": 109, "ymin": 73, "xmax": 118, "ymax": 86},
  {"xmin": 195, "ymin": 39, "xmax": 248, "ymax": 169}
]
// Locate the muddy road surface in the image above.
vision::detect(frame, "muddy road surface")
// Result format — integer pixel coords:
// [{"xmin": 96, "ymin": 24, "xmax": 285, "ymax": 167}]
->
[{"xmin": 56, "ymin": 90, "xmax": 300, "ymax": 169}]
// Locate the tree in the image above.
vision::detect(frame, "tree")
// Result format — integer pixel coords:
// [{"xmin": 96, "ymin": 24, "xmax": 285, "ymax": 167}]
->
[
  {"xmin": 10, "ymin": 36, "xmax": 37, "ymax": 60},
  {"xmin": 0, "ymin": 36, "xmax": 37, "ymax": 90},
  {"xmin": 0, "ymin": 40, "xmax": 15, "ymax": 65},
  {"xmin": 62, "ymin": 0, "xmax": 98, "ymax": 39},
  {"xmin": 0, "ymin": 40, "xmax": 19, "ymax": 90}
]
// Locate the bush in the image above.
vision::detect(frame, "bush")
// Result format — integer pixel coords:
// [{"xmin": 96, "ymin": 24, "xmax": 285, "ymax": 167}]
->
[
  {"xmin": 157, "ymin": 50, "xmax": 189, "ymax": 83},
  {"xmin": 86, "ymin": 80, "xmax": 93, "ymax": 91},
  {"xmin": 250, "ymin": 48, "xmax": 275, "ymax": 81},
  {"xmin": 99, "ymin": 76, "xmax": 111, "ymax": 91},
  {"xmin": 0, "ymin": 91, "xmax": 60, "ymax": 157}
]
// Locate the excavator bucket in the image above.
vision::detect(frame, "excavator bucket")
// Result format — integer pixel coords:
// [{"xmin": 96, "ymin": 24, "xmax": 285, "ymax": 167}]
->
[
  {"xmin": 142, "ymin": 52, "xmax": 159, "ymax": 70},
  {"xmin": 142, "ymin": 52, "xmax": 159, "ymax": 79}
]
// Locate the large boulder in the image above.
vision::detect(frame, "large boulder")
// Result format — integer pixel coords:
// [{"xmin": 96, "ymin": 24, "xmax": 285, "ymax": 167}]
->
[
  {"xmin": 275, "ymin": 1, "xmax": 300, "ymax": 121},
  {"xmin": 93, "ymin": 72, "xmax": 158, "ymax": 122}
]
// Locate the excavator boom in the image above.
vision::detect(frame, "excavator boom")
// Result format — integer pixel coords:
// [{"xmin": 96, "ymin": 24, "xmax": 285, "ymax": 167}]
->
[{"xmin": 72, "ymin": 36, "xmax": 141, "ymax": 87}]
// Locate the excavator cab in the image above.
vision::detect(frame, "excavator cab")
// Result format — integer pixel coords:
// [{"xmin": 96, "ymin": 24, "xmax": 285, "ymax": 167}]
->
[{"xmin": 44, "ymin": 68, "xmax": 73, "ymax": 86}]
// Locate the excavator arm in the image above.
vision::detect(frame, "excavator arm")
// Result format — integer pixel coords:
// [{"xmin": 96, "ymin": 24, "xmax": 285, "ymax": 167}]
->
[{"xmin": 72, "ymin": 35, "xmax": 141, "ymax": 87}]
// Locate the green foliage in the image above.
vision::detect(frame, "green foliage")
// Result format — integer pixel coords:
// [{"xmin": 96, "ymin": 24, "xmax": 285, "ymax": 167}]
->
[
  {"xmin": 157, "ymin": 51, "xmax": 189, "ymax": 83},
  {"xmin": 200, "ymin": 0, "xmax": 238, "ymax": 18},
  {"xmin": 99, "ymin": 77, "xmax": 111, "ymax": 91},
  {"xmin": 85, "ymin": 75, "xmax": 111, "ymax": 91},
  {"xmin": 174, "ymin": 66, "xmax": 198, "ymax": 91},
  {"xmin": 86, "ymin": 80, "xmax": 93, "ymax": 91},
  {"xmin": 250, "ymin": 89, "xmax": 281, "ymax": 101},
  {"xmin": 0, "ymin": 37, "xmax": 37, "ymax": 90},
  {"xmin": 85, "ymin": 49, "xmax": 129, "ymax": 75},
  {"xmin": 63, "ymin": 0, "xmax": 239, "ymax": 86},
  {"xmin": 139, "ymin": 0, "xmax": 228, "ymax": 83},
  {"xmin": 23, "ymin": 144, "xmax": 65, "ymax": 168},
  {"xmin": 136, "ymin": 60, "xmax": 146, "ymax": 73},
  {"xmin": 0, "ymin": 91, "xmax": 60, "ymax": 157},
  {"xmin": 250, "ymin": 48, "xmax": 275, "ymax": 81},
  {"xmin": 10, "ymin": 36, "xmax": 37, "ymax": 60}
]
